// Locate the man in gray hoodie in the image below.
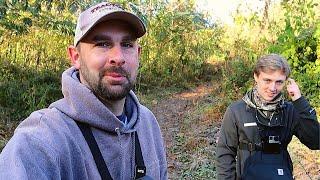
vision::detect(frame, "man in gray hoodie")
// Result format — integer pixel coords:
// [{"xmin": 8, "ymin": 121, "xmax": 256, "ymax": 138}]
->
[{"xmin": 0, "ymin": 2, "xmax": 167, "ymax": 180}]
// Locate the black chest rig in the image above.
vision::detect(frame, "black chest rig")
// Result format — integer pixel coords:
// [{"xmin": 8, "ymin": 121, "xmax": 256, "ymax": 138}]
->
[
  {"xmin": 240, "ymin": 104, "xmax": 294, "ymax": 179},
  {"xmin": 255, "ymin": 107, "xmax": 286, "ymax": 154},
  {"xmin": 239, "ymin": 103, "xmax": 288, "ymax": 154}
]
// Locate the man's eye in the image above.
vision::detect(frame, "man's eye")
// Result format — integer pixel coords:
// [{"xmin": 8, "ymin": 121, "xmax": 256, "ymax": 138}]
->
[
  {"xmin": 276, "ymin": 81, "xmax": 284, "ymax": 85},
  {"xmin": 96, "ymin": 42, "xmax": 111, "ymax": 47},
  {"xmin": 122, "ymin": 42, "xmax": 134, "ymax": 48}
]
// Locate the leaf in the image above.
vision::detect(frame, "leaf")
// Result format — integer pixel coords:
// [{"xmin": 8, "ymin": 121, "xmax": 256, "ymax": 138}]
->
[
  {"xmin": 128, "ymin": 2, "xmax": 148, "ymax": 28},
  {"xmin": 22, "ymin": 17, "xmax": 32, "ymax": 26}
]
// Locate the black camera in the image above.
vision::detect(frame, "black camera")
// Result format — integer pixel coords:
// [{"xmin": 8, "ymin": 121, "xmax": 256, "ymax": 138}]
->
[{"xmin": 262, "ymin": 135, "xmax": 281, "ymax": 154}]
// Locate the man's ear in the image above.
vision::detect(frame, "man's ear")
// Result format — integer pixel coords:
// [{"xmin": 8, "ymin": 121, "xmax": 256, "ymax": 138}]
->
[
  {"xmin": 67, "ymin": 45, "xmax": 80, "ymax": 69},
  {"xmin": 138, "ymin": 45, "xmax": 142, "ymax": 57},
  {"xmin": 254, "ymin": 73, "xmax": 258, "ymax": 82}
]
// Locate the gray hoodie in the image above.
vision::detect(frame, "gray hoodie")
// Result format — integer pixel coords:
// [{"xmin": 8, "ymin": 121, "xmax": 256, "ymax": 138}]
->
[{"xmin": 0, "ymin": 67, "xmax": 167, "ymax": 180}]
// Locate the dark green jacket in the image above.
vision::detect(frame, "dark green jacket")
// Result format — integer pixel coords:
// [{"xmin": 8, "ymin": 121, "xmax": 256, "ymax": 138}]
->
[{"xmin": 216, "ymin": 96, "xmax": 319, "ymax": 180}]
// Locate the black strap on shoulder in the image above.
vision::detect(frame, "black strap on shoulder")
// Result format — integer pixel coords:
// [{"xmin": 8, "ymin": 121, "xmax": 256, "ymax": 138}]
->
[
  {"xmin": 77, "ymin": 122, "xmax": 112, "ymax": 180},
  {"xmin": 76, "ymin": 122, "xmax": 146, "ymax": 179},
  {"xmin": 135, "ymin": 132, "xmax": 146, "ymax": 178}
]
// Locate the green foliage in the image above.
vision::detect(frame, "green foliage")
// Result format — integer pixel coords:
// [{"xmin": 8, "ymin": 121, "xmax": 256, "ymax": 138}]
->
[
  {"xmin": 0, "ymin": 0, "xmax": 84, "ymax": 35},
  {"xmin": 136, "ymin": 0, "xmax": 221, "ymax": 88},
  {"xmin": 268, "ymin": 0, "xmax": 320, "ymax": 105},
  {"xmin": 0, "ymin": 62, "xmax": 63, "ymax": 122},
  {"xmin": 0, "ymin": 0, "xmax": 222, "ymax": 122},
  {"xmin": 0, "ymin": 27, "xmax": 70, "ymax": 122},
  {"xmin": 1, "ymin": 0, "xmax": 318, "ymax": 124},
  {"xmin": 0, "ymin": 0, "xmax": 319, "ymax": 178},
  {"xmin": 220, "ymin": 0, "xmax": 320, "ymax": 106},
  {"xmin": 222, "ymin": 57, "xmax": 255, "ymax": 99}
]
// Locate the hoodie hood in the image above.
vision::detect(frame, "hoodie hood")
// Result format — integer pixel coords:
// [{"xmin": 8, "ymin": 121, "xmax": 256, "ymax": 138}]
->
[{"xmin": 49, "ymin": 67, "xmax": 140, "ymax": 134}]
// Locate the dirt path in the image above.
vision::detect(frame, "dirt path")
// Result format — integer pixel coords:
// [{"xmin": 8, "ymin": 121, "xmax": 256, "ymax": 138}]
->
[
  {"xmin": 147, "ymin": 83, "xmax": 220, "ymax": 179},
  {"xmin": 147, "ymin": 83, "xmax": 320, "ymax": 180},
  {"xmin": 1, "ymin": 82, "xmax": 318, "ymax": 179}
]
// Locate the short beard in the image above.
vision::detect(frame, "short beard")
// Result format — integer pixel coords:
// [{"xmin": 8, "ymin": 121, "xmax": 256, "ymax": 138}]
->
[
  {"xmin": 80, "ymin": 62, "xmax": 135, "ymax": 102},
  {"xmin": 96, "ymin": 67, "xmax": 134, "ymax": 101}
]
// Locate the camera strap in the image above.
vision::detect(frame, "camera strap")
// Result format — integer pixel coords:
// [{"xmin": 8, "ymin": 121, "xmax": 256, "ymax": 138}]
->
[
  {"xmin": 76, "ymin": 122, "xmax": 146, "ymax": 180},
  {"xmin": 239, "ymin": 110, "xmax": 285, "ymax": 153},
  {"xmin": 239, "ymin": 140, "xmax": 263, "ymax": 151}
]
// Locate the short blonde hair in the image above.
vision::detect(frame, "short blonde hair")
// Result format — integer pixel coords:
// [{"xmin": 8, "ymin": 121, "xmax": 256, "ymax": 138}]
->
[{"xmin": 253, "ymin": 53, "xmax": 291, "ymax": 78}]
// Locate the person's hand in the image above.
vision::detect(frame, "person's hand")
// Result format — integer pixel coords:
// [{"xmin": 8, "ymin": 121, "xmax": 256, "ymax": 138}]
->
[{"xmin": 286, "ymin": 78, "xmax": 301, "ymax": 101}]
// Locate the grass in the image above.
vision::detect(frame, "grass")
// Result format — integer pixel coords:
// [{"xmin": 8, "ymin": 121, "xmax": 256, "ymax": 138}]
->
[
  {"xmin": 136, "ymin": 86, "xmax": 186, "ymax": 108},
  {"xmin": 288, "ymin": 109, "xmax": 320, "ymax": 179},
  {"xmin": 288, "ymin": 136, "xmax": 320, "ymax": 179},
  {"xmin": 0, "ymin": 121, "xmax": 20, "ymax": 150},
  {"xmin": 1, "ymin": 83, "xmax": 319, "ymax": 179},
  {"xmin": 140, "ymin": 83, "xmax": 320, "ymax": 179},
  {"xmin": 169, "ymin": 97, "xmax": 221, "ymax": 179}
]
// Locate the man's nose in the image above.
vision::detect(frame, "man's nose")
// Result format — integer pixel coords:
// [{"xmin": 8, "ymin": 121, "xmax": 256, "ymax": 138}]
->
[
  {"xmin": 108, "ymin": 45, "xmax": 125, "ymax": 66},
  {"xmin": 269, "ymin": 82, "xmax": 277, "ymax": 92}
]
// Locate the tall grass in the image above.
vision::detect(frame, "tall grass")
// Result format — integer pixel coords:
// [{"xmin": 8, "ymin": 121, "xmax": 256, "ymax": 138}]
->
[{"xmin": 0, "ymin": 28, "xmax": 71, "ymax": 122}]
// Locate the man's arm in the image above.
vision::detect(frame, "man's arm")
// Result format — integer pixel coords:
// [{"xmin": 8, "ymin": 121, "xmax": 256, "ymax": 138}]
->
[
  {"xmin": 216, "ymin": 106, "xmax": 238, "ymax": 180},
  {"xmin": 287, "ymin": 78, "xmax": 319, "ymax": 149},
  {"xmin": 0, "ymin": 132, "xmax": 60, "ymax": 179},
  {"xmin": 291, "ymin": 96, "xmax": 319, "ymax": 150},
  {"xmin": 159, "ymin": 137, "xmax": 168, "ymax": 180}
]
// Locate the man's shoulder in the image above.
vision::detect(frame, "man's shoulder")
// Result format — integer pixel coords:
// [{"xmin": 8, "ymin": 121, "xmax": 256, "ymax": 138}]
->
[
  {"xmin": 18, "ymin": 108, "xmax": 70, "ymax": 130},
  {"xmin": 17, "ymin": 108, "xmax": 56, "ymax": 130},
  {"xmin": 139, "ymin": 104, "xmax": 154, "ymax": 115},
  {"xmin": 14, "ymin": 108, "xmax": 78, "ymax": 151},
  {"xmin": 138, "ymin": 104, "xmax": 158, "ymax": 123},
  {"xmin": 128, "ymin": 91, "xmax": 156, "ymax": 119},
  {"xmin": 136, "ymin": 104, "xmax": 162, "ymax": 131},
  {"xmin": 228, "ymin": 99, "xmax": 247, "ymax": 110}
]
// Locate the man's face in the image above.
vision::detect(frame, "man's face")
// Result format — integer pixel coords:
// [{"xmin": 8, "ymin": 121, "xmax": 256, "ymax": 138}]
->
[
  {"xmin": 76, "ymin": 20, "xmax": 140, "ymax": 101},
  {"xmin": 254, "ymin": 70, "xmax": 286, "ymax": 102}
]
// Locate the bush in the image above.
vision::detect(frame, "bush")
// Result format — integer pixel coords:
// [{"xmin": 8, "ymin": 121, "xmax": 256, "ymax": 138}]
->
[
  {"xmin": 0, "ymin": 61, "xmax": 64, "ymax": 122},
  {"xmin": 0, "ymin": 28, "xmax": 70, "ymax": 122}
]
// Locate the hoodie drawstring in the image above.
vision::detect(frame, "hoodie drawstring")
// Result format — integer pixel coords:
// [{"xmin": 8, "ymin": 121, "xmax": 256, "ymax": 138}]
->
[
  {"xmin": 115, "ymin": 128, "xmax": 137, "ymax": 180},
  {"xmin": 131, "ymin": 132, "xmax": 136, "ymax": 179},
  {"xmin": 115, "ymin": 127, "xmax": 124, "ymax": 180}
]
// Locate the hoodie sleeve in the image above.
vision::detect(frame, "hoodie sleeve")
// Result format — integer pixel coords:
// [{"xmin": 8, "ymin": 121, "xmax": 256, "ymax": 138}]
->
[
  {"xmin": 0, "ymin": 132, "xmax": 61, "ymax": 180},
  {"xmin": 160, "ymin": 137, "xmax": 168, "ymax": 180},
  {"xmin": 216, "ymin": 105, "xmax": 239, "ymax": 180},
  {"xmin": 292, "ymin": 96, "xmax": 320, "ymax": 150}
]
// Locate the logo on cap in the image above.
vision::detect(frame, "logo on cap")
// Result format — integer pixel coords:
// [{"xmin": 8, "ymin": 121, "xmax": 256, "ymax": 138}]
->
[{"xmin": 91, "ymin": 3, "xmax": 124, "ymax": 14}]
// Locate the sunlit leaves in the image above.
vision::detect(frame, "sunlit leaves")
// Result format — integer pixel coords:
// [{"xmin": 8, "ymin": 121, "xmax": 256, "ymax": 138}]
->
[
  {"xmin": 0, "ymin": 0, "xmax": 85, "ymax": 35},
  {"xmin": 268, "ymin": 0, "xmax": 320, "ymax": 105}
]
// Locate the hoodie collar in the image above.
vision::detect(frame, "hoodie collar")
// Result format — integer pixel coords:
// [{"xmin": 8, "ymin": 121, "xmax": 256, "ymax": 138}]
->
[{"xmin": 49, "ymin": 67, "xmax": 140, "ymax": 134}]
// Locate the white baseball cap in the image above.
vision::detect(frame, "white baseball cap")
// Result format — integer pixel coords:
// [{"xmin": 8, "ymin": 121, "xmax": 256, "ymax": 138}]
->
[{"xmin": 74, "ymin": 2, "xmax": 146, "ymax": 46}]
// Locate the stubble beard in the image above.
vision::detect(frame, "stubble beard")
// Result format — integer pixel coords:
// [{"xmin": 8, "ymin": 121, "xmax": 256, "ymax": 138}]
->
[{"xmin": 80, "ymin": 61, "xmax": 135, "ymax": 101}]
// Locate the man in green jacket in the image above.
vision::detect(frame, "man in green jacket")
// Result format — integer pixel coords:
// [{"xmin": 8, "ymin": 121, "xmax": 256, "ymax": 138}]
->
[{"xmin": 216, "ymin": 53, "xmax": 319, "ymax": 180}]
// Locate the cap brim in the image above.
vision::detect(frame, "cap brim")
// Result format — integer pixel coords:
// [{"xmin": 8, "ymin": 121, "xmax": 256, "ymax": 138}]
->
[
  {"xmin": 77, "ymin": 11, "xmax": 146, "ymax": 46},
  {"xmin": 98, "ymin": 11, "xmax": 146, "ymax": 38}
]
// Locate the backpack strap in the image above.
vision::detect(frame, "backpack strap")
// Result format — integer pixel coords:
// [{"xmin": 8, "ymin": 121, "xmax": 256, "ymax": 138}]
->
[
  {"xmin": 239, "ymin": 141, "xmax": 263, "ymax": 152},
  {"xmin": 135, "ymin": 132, "xmax": 146, "ymax": 178},
  {"xmin": 76, "ymin": 122, "xmax": 146, "ymax": 179},
  {"xmin": 77, "ymin": 122, "xmax": 112, "ymax": 180}
]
